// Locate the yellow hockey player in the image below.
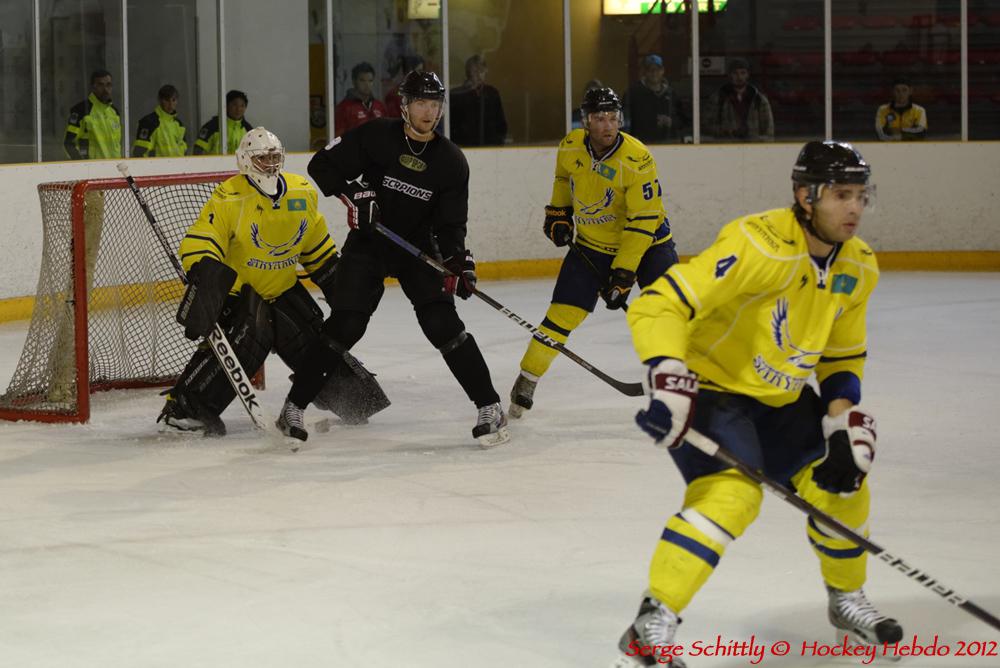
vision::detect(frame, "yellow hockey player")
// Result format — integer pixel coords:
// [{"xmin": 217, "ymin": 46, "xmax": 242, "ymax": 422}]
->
[
  {"xmin": 614, "ymin": 141, "xmax": 902, "ymax": 668},
  {"xmin": 509, "ymin": 87, "xmax": 678, "ymax": 417}
]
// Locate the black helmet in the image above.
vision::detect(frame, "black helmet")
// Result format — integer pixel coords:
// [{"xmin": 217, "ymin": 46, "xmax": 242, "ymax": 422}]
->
[
  {"xmin": 792, "ymin": 140, "xmax": 871, "ymax": 186},
  {"xmin": 399, "ymin": 70, "xmax": 445, "ymax": 102},
  {"xmin": 580, "ymin": 87, "xmax": 622, "ymax": 115}
]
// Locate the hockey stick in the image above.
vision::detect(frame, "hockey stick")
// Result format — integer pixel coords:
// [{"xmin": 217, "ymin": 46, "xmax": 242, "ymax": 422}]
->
[
  {"xmin": 568, "ymin": 241, "xmax": 628, "ymax": 312},
  {"xmin": 373, "ymin": 221, "xmax": 644, "ymax": 397},
  {"xmin": 682, "ymin": 427, "xmax": 1000, "ymax": 632},
  {"xmin": 116, "ymin": 163, "xmax": 297, "ymax": 451}
]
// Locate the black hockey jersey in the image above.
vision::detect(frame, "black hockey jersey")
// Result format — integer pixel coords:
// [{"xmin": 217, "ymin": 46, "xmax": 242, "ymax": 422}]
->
[{"xmin": 308, "ymin": 118, "xmax": 469, "ymax": 260}]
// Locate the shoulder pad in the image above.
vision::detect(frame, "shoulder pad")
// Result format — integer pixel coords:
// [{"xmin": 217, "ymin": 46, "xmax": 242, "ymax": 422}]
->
[{"xmin": 560, "ymin": 129, "xmax": 587, "ymax": 148}]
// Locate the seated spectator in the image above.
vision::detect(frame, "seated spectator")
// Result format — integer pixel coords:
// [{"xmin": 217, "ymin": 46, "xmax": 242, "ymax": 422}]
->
[
  {"xmin": 706, "ymin": 57, "xmax": 774, "ymax": 142},
  {"xmin": 194, "ymin": 90, "xmax": 252, "ymax": 155},
  {"xmin": 449, "ymin": 54, "xmax": 508, "ymax": 146},
  {"xmin": 132, "ymin": 84, "xmax": 187, "ymax": 157},
  {"xmin": 623, "ymin": 54, "xmax": 685, "ymax": 143},
  {"xmin": 875, "ymin": 78, "xmax": 928, "ymax": 141},
  {"xmin": 64, "ymin": 69, "xmax": 122, "ymax": 160},
  {"xmin": 335, "ymin": 62, "xmax": 387, "ymax": 136},
  {"xmin": 385, "ymin": 55, "xmax": 424, "ymax": 118},
  {"xmin": 571, "ymin": 79, "xmax": 604, "ymax": 129}
]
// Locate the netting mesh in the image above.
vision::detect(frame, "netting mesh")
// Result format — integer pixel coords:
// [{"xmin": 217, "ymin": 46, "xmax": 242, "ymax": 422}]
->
[{"xmin": 0, "ymin": 173, "xmax": 233, "ymax": 421}]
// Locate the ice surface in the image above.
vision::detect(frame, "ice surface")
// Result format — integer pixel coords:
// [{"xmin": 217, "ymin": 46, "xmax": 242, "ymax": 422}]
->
[{"xmin": 1, "ymin": 273, "xmax": 998, "ymax": 667}]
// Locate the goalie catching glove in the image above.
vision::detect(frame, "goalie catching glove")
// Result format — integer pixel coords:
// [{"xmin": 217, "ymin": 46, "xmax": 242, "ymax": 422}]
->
[
  {"xmin": 176, "ymin": 257, "xmax": 237, "ymax": 341},
  {"xmin": 443, "ymin": 250, "xmax": 477, "ymax": 300},
  {"xmin": 543, "ymin": 205, "xmax": 574, "ymax": 247},
  {"xmin": 634, "ymin": 357, "xmax": 698, "ymax": 449},
  {"xmin": 812, "ymin": 407, "xmax": 877, "ymax": 494},
  {"xmin": 338, "ymin": 180, "xmax": 378, "ymax": 231}
]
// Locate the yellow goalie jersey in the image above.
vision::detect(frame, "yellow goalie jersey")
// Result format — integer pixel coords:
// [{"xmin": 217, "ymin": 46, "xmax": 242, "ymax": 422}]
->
[
  {"xmin": 179, "ymin": 172, "xmax": 336, "ymax": 301},
  {"xmin": 551, "ymin": 129, "xmax": 672, "ymax": 272},
  {"xmin": 628, "ymin": 207, "xmax": 878, "ymax": 407}
]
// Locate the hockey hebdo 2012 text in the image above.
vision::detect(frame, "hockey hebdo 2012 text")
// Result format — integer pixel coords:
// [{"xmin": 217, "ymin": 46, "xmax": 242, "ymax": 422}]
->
[{"xmin": 624, "ymin": 634, "xmax": 999, "ymax": 665}]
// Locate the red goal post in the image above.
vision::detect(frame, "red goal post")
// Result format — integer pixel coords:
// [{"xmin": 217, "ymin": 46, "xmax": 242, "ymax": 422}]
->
[{"xmin": 0, "ymin": 170, "xmax": 263, "ymax": 424}]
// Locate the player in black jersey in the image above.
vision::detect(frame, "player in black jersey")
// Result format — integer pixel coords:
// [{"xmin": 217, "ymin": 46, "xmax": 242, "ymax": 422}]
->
[{"xmin": 277, "ymin": 71, "xmax": 510, "ymax": 447}]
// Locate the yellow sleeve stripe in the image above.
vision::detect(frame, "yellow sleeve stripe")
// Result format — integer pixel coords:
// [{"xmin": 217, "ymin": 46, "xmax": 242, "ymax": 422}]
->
[
  {"xmin": 300, "ymin": 234, "xmax": 332, "ymax": 257},
  {"xmin": 184, "ymin": 234, "xmax": 226, "ymax": 258},
  {"xmin": 665, "ymin": 274, "xmax": 696, "ymax": 320},
  {"xmin": 181, "ymin": 249, "xmax": 222, "ymax": 263},
  {"xmin": 301, "ymin": 245, "xmax": 334, "ymax": 268}
]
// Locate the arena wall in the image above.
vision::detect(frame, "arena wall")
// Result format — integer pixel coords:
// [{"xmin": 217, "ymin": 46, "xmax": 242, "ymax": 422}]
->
[{"xmin": 1, "ymin": 141, "xmax": 997, "ymax": 319}]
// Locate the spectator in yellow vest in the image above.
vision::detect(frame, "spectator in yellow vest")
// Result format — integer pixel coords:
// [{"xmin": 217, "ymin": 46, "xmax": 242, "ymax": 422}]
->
[
  {"xmin": 64, "ymin": 69, "xmax": 122, "ymax": 159},
  {"xmin": 194, "ymin": 90, "xmax": 253, "ymax": 155},
  {"xmin": 875, "ymin": 78, "xmax": 927, "ymax": 141},
  {"xmin": 132, "ymin": 85, "xmax": 188, "ymax": 157}
]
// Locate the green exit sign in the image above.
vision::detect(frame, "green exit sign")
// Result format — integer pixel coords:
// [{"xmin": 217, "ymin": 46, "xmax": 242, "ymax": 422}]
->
[{"xmin": 604, "ymin": 0, "xmax": 729, "ymax": 14}]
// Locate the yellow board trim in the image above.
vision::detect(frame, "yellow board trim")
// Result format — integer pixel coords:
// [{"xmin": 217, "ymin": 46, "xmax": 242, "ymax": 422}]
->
[{"xmin": 0, "ymin": 252, "xmax": 997, "ymax": 324}]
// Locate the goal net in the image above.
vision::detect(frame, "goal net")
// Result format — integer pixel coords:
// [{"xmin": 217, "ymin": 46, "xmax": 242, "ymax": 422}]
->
[{"xmin": 0, "ymin": 171, "xmax": 237, "ymax": 423}]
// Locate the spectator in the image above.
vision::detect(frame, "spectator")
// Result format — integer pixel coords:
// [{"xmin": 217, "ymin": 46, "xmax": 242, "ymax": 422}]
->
[
  {"xmin": 623, "ymin": 54, "xmax": 685, "ymax": 143},
  {"xmin": 449, "ymin": 54, "xmax": 508, "ymax": 146},
  {"xmin": 132, "ymin": 84, "xmax": 188, "ymax": 157},
  {"xmin": 706, "ymin": 57, "xmax": 774, "ymax": 142},
  {"xmin": 64, "ymin": 69, "xmax": 122, "ymax": 159},
  {"xmin": 194, "ymin": 90, "xmax": 252, "ymax": 155},
  {"xmin": 571, "ymin": 79, "xmax": 604, "ymax": 129},
  {"xmin": 384, "ymin": 55, "xmax": 424, "ymax": 118},
  {"xmin": 335, "ymin": 62, "xmax": 387, "ymax": 136},
  {"xmin": 875, "ymin": 78, "xmax": 927, "ymax": 141}
]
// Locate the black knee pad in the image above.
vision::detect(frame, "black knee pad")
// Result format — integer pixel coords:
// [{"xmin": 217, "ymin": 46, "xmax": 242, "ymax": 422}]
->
[
  {"xmin": 272, "ymin": 281, "xmax": 323, "ymax": 371},
  {"xmin": 415, "ymin": 302, "xmax": 466, "ymax": 350},
  {"xmin": 173, "ymin": 285, "xmax": 274, "ymax": 415}
]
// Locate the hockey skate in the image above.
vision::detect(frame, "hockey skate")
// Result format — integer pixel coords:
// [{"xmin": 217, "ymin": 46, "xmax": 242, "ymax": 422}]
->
[
  {"xmin": 276, "ymin": 400, "xmax": 309, "ymax": 442},
  {"xmin": 472, "ymin": 402, "xmax": 510, "ymax": 448},
  {"xmin": 157, "ymin": 394, "xmax": 226, "ymax": 437},
  {"xmin": 612, "ymin": 592, "xmax": 687, "ymax": 667},
  {"xmin": 828, "ymin": 586, "xmax": 903, "ymax": 657},
  {"xmin": 508, "ymin": 371, "xmax": 538, "ymax": 419}
]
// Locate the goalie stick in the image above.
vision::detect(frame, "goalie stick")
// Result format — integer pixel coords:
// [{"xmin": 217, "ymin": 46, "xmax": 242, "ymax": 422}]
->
[
  {"xmin": 373, "ymin": 220, "xmax": 643, "ymax": 397},
  {"xmin": 683, "ymin": 427, "xmax": 1000, "ymax": 632},
  {"xmin": 116, "ymin": 163, "xmax": 298, "ymax": 452}
]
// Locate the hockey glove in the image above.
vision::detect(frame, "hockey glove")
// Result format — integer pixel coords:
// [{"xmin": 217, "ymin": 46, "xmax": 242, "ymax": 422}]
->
[
  {"xmin": 601, "ymin": 268, "xmax": 635, "ymax": 311},
  {"xmin": 812, "ymin": 407, "xmax": 877, "ymax": 494},
  {"xmin": 443, "ymin": 250, "xmax": 477, "ymax": 300},
  {"xmin": 543, "ymin": 205, "xmax": 574, "ymax": 247},
  {"xmin": 338, "ymin": 180, "xmax": 378, "ymax": 231},
  {"xmin": 176, "ymin": 257, "xmax": 237, "ymax": 341},
  {"xmin": 635, "ymin": 357, "xmax": 698, "ymax": 449}
]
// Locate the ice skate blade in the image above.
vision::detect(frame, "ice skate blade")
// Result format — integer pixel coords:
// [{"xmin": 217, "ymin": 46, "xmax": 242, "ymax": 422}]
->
[
  {"xmin": 478, "ymin": 426, "xmax": 511, "ymax": 449},
  {"xmin": 835, "ymin": 629, "xmax": 901, "ymax": 663},
  {"xmin": 508, "ymin": 403, "xmax": 526, "ymax": 419}
]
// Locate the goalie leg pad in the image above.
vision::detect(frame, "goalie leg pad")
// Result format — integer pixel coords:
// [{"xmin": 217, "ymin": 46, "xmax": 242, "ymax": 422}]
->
[
  {"xmin": 171, "ymin": 285, "xmax": 274, "ymax": 416},
  {"xmin": 271, "ymin": 281, "xmax": 323, "ymax": 371},
  {"xmin": 312, "ymin": 335, "xmax": 391, "ymax": 424}
]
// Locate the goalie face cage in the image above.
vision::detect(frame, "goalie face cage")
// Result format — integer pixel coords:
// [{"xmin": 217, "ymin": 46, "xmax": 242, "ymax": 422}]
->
[{"xmin": 0, "ymin": 171, "xmax": 238, "ymax": 423}]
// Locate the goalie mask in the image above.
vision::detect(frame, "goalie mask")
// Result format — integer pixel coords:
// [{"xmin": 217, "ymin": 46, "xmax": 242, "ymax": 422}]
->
[{"xmin": 237, "ymin": 127, "xmax": 285, "ymax": 196}]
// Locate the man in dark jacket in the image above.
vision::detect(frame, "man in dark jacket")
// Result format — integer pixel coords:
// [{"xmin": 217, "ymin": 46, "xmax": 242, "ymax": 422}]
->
[
  {"xmin": 623, "ymin": 54, "xmax": 685, "ymax": 144},
  {"xmin": 706, "ymin": 57, "xmax": 774, "ymax": 142},
  {"xmin": 449, "ymin": 55, "xmax": 508, "ymax": 146}
]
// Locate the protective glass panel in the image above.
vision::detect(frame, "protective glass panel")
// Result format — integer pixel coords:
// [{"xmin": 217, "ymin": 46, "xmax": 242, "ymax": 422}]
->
[
  {"xmin": 969, "ymin": 0, "xmax": 1000, "ymax": 140},
  {"xmin": 448, "ymin": 0, "xmax": 564, "ymax": 146},
  {"xmin": 0, "ymin": 0, "xmax": 36, "ymax": 164},
  {"xmin": 700, "ymin": 1, "xmax": 824, "ymax": 143},
  {"xmin": 832, "ymin": 0, "xmax": 961, "ymax": 142},
  {"xmin": 40, "ymin": 0, "xmax": 124, "ymax": 161}
]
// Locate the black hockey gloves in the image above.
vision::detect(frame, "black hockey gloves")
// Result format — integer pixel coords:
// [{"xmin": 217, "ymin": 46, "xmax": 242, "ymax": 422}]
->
[
  {"xmin": 443, "ymin": 250, "xmax": 477, "ymax": 299},
  {"xmin": 635, "ymin": 357, "xmax": 698, "ymax": 449},
  {"xmin": 812, "ymin": 407, "xmax": 877, "ymax": 494},
  {"xmin": 176, "ymin": 257, "xmax": 237, "ymax": 341},
  {"xmin": 602, "ymin": 267, "xmax": 635, "ymax": 310},
  {"xmin": 338, "ymin": 180, "xmax": 378, "ymax": 231},
  {"xmin": 543, "ymin": 205, "xmax": 574, "ymax": 247}
]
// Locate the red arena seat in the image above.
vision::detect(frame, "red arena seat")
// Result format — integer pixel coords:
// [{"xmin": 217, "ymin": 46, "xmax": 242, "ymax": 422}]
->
[{"xmin": 861, "ymin": 15, "xmax": 899, "ymax": 29}]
